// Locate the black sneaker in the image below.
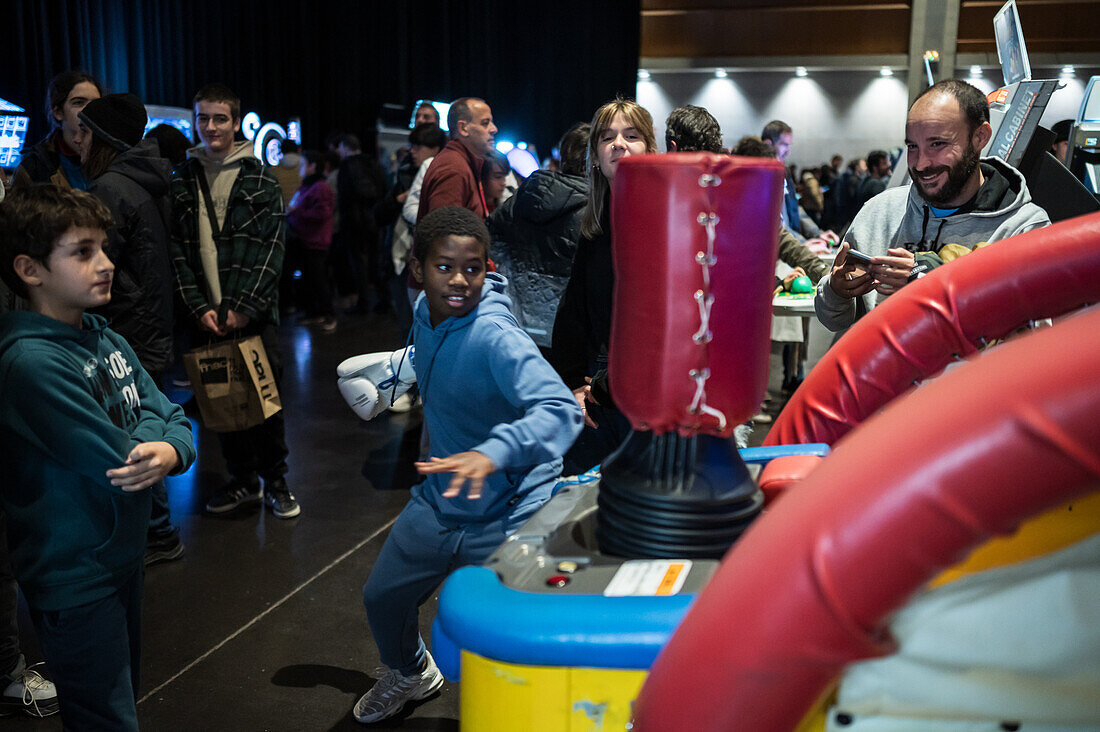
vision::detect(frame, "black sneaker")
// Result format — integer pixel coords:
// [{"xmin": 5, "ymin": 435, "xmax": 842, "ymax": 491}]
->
[
  {"xmin": 205, "ymin": 477, "xmax": 262, "ymax": 514},
  {"xmin": 264, "ymin": 479, "xmax": 300, "ymax": 519},
  {"xmin": 145, "ymin": 532, "xmax": 185, "ymax": 566}
]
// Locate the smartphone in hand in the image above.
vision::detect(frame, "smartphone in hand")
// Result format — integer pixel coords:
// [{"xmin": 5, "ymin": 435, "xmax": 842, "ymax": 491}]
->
[{"xmin": 845, "ymin": 249, "xmax": 874, "ymax": 269}]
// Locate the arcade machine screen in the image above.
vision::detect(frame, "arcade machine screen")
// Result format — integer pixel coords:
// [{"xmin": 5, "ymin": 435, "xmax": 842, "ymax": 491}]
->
[
  {"xmin": 0, "ymin": 98, "xmax": 30, "ymax": 169},
  {"xmin": 994, "ymin": 0, "xmax": 1031, "ymax": 86}
]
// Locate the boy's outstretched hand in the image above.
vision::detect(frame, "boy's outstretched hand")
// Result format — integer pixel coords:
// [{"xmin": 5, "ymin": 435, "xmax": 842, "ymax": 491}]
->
[
  {"xmin": 106, "ymin": 442, "xmax": 180, "ymax": 492},
  {"xmin": 416, "ymin": 452, "xmax": 496, "ymax": 500}
]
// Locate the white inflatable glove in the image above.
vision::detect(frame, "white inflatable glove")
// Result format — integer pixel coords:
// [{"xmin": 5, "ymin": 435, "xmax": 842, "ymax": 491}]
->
[{"xmin": 337, "ymin": 346, "xmax": 416, "ymax": 420}]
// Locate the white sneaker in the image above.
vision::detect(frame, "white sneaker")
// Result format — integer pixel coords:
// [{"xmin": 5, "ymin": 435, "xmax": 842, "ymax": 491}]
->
[
  {"xmin": 353, "ymin": 653, "xmax": 444, "ymax": 723},
  {"xmin": 0, "ymin": 662, "xmax": 58, "ymax": 718}
]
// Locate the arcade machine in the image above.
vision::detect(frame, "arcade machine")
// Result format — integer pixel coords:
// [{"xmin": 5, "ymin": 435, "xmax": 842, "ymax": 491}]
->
[
  {"xmin": 0, "ymin": 98, "xmax": 30, "ymax": 171},
  {"xmin": 423, "ymin": 153, "xmax": 831, "ymax": 729},
  {"xmin": 636, "ymin": 240, "xmax": 1100, "ymax": 729},
  {"xmin": 1066, "ymin": 74, "xmax": 1100, "ymax": 195}
]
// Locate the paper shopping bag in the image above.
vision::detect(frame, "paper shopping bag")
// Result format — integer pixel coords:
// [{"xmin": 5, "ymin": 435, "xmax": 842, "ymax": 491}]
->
[{"xmin": 183, "ymin": 335, "xmax": 281, "ymax": 432}]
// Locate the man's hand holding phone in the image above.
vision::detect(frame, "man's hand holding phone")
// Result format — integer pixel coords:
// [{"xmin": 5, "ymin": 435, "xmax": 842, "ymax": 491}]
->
[
  {"xmin": 829, "ymin": 242, "xmax": 877, "ymax": 299},
  {"xmin": 868, "ymin": 247, "xmax": 915, "ymax": 295}
]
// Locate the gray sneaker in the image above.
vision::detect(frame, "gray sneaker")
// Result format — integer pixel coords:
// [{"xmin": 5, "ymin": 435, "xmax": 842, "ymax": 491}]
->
[
  {"xmin": 353, "ymin": 653, "xmax": 444, "ymax": 723},
  {"xmin": 0, "ymin": 661, "xmax": 58, "ymax": 718}
]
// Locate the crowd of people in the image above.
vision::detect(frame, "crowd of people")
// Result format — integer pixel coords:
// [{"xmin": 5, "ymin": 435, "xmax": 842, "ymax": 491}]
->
[{"xmin": 0, "ymin": 67, "xmax": 1057, "ymax": 728}]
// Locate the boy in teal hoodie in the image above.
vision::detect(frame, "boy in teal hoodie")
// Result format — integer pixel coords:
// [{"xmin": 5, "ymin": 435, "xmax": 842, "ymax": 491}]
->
[
  {"xmin": 0, "ymin": 185, "xmax": 196, "ymax": 730},
  {"xmin": 352, "ymin": 207, "xmax": 583, "ymax": 723}
]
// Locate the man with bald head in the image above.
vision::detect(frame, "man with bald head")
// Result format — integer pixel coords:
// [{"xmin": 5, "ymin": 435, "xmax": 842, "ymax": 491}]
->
[
  {"xmin": 815, "ymin": 79, "xmax": 1049, "ymax": 333},
  {"xmin": 416, "ymin": 97, "xmax": 498, "ymax": 221}
]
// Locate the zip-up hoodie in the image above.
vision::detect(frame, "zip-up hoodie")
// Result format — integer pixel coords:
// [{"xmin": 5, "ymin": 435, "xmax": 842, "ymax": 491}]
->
[
  {"xmin": 412, "ymin": 273, "xmax": 583, "ymax": 523},
  {"xmin": 816, "ymin": 157, "xmax": 1050, "ymax": 332},
  {"xmin": 0, "ymin": 312, "xmax": 195, "ymax": 611}
]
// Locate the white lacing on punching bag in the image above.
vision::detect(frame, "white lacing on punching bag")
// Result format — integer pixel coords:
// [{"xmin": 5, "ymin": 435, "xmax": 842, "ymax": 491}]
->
[{"xmin": 689, "ymin": 174, "xmax": 727, "ymax": 432}]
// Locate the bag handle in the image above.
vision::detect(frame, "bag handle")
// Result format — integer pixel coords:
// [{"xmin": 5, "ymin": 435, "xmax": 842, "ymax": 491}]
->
[{"xmin": 193, "ymin": 159, "xmax": 222, "ymax": 238}]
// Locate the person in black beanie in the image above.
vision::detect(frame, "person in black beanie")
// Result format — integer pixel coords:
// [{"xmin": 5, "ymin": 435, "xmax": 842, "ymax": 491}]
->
[{"xmin": 79, "ymin": 93, "xmax": 185, "ymax": 565}]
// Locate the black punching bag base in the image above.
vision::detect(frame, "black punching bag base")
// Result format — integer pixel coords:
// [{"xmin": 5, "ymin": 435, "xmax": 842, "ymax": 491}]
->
[{"xmin": 595, "ymin": 429, "xmax": 764, "ymax": 560}]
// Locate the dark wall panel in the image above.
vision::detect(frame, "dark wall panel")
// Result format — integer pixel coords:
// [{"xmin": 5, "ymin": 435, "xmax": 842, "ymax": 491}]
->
[{"xmin": 3, "ymin": 0, "xmax": 641, "ymax": 156}]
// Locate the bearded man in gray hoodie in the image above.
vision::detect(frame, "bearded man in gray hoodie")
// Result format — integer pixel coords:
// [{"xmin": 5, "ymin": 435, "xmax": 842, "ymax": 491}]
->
[{"xmin": 816, "ymin": 79, "xmax": 1050, "ymax": 333}]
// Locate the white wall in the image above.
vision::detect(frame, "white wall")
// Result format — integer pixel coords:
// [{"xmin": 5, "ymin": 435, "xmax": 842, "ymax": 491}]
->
[
  {"xmin": 637, "ymin": 67, "xmax": 1100, "ymax": 171},
  {"xmin": 638, "ymin": 70, "xmax": 910, "ymax": 170}
]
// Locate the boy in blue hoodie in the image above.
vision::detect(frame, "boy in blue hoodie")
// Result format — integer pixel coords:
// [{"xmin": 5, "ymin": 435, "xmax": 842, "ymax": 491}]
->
[
  {"xmin": 0, "ymin": 185, "xmax": 196, "ymax": 730},
  {"xmin": 353, "ymin": 207, "xmax": 583, "ymax": 723}
]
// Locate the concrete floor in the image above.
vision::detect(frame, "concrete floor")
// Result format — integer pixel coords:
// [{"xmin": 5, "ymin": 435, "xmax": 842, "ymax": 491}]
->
[{"xmin": 4, "ymin": 308, "xmax": 814, "ymax": 731}]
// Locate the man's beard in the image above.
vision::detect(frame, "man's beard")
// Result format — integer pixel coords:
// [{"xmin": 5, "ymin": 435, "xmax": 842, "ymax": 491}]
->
[{"xmin": 911, "ymin": 142, "xmax": 981, "ymax": 205}]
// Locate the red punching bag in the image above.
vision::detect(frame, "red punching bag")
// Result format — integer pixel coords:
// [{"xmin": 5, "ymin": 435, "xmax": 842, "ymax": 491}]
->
[{"xmin": 610, "ymin": 153, "xmax": 785, "ymax": 437}]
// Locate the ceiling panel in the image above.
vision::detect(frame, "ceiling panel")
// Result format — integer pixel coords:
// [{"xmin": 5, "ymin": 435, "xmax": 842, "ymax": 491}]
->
[
  {"xmin": 642, "ymin": 0, "xmax": 1100, "ymax": 58},
  {"xmin": 642, "ymin": 2, "xmax": 912, "ymax": 57}
]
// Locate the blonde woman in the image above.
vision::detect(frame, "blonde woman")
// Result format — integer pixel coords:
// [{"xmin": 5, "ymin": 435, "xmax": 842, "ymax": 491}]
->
[{"xmin": 550, "ymin": 98, "xmax": 657, "ymax": 473}]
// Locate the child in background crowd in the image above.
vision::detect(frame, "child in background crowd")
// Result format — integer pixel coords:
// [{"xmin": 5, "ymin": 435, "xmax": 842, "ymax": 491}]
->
[
  {"xmin": 352, "ymin": 206, "xmax": 582, "ymax": 723},
  {"xmin": 0, "ymin": 185, "xmax": 195, "ymax": 730}
]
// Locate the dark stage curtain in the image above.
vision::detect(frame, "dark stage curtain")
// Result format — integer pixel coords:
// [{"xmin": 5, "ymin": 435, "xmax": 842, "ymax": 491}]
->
[{"xmin": 3, "ymin": 0, "xmax": 640, "ymax": 156}]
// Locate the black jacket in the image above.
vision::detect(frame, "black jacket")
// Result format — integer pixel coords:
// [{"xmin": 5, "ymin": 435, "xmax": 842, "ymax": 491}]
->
[
  {"xmin": 88, "ymin": 138, "xmax": 175, "ymax": 374},
  {"xmin": 489, "ymin": 170, "xmax": 588, "ymax": 348},
  {"xmin": 550, "ymin": 197, "xmax": 613, "ymax": 405}
]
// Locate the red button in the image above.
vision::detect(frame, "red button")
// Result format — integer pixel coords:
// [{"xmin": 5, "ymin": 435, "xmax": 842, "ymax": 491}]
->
[{"xmin": 546, "ymin": 574, "xmax": 570, "ymax": 588}]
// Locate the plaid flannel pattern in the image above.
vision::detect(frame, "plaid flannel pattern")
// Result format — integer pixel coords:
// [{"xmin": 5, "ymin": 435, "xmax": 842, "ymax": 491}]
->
[{"xmin": 168, "ymin": 157, "xmax": 286, "ymax": 325}]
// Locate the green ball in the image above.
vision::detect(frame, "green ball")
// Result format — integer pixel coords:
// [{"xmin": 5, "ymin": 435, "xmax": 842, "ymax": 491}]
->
[{"xmin": 790, "ymin": 275, "xmax": 813, "ymax": 294}]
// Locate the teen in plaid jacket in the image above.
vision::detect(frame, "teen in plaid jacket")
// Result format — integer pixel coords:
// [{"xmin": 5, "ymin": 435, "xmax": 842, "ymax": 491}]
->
[{"xmin": 167, "ymin": 83, "xmax": 300, "ymax": 519}]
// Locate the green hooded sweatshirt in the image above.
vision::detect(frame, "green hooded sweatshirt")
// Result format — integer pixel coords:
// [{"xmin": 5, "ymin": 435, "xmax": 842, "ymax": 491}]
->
[{"xmin": 0, "ymin": 312, "xmax": 195, "ymax": 611}]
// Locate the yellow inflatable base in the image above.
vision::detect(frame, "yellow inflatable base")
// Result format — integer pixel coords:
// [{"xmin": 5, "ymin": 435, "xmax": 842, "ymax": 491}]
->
[{"xmin": 459, "ymin": 651, "xmax": 647, "ymax": 731}]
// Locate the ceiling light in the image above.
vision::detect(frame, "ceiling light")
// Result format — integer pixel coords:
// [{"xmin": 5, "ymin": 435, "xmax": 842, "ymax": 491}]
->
[
  {"xmin": 795, "ymin": 66, "xmax": 808, "ymax": 77},
  {"xmin": 970, "ymin": 65, "xmax": 983, "ymax": 77},
  {"xmin": 637, "ymin": 69, "xmax": 651, "ymax": 81},
  {"xmin": 715, "ymin": 68, "xmax": 728, "ymax": 79},
  {"xmin": 1062, "ymin": 65, "xmax": 1076, "ymax": 76},
  {"xmin": 880, "ymin": 67, "xmax": 893, "ymax": 77}
]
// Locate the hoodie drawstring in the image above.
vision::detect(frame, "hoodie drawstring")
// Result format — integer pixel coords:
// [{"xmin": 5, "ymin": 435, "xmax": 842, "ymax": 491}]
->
[{"xmin": 918, "ymin": 205, "xmax": 947, "ymax": 253}]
